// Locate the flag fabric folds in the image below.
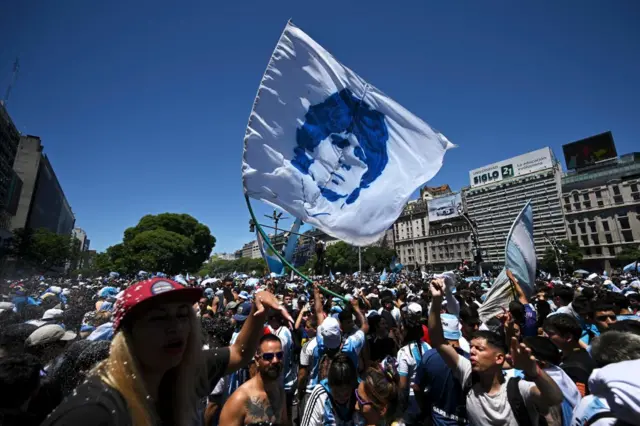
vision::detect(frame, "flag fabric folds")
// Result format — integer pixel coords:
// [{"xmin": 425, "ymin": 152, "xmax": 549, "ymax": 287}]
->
[
  {"xmin": 380, "ymin": 268, "xmax": 388, "ymax": 283},
  {"xmin": 283, "ymin": 218, "xmax": 303, "ymax": 263},
  {"xmin": 478, "ymin": 200, "xmax": 537, "ymax": 322},
  {"xmin": 329, "ymin": 270, "xmax": 336, "ymax": 282},
  {"xmin": 242, "ymin": 21, "xmax": 454, "ymax": 246},
  {"xmin": 257, "ymin": 230, "xmax": 285, "ymax": 276},
  {"xmin": 504, "ymin": 200, "xmax": 536, "ymax": 299}
]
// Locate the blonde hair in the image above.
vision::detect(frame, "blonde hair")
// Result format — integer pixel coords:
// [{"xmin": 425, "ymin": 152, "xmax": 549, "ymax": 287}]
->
[{"xmin": 91, "ymin": 307, "xmax": 207, "ymax": 426}]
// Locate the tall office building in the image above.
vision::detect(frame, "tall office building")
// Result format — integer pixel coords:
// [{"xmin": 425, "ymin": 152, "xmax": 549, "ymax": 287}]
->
[
  {"xmin": 0, "ymin": 103, "xmax": 22, "ymax": 241},
  {"xmin": 394, "ymin": 185, "xmax": 471, "ymax": 272},
  {"xmin": 560, "ymin": 132, "xmax": 640, "ymax": 271},
  {"xmin": 11, "ymin": 135, "xmax": 75, "ymax": 235},
  {"xmin": 463, "ymin": 147, "xmax": 565, "ymax": 266}
]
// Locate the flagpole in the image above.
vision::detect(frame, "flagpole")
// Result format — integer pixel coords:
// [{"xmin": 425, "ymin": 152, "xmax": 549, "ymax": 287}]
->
[
  {"xmin": 245, "ymin": 194, "xmax": 347, "ymax": 302},
  {"xmin": 359, "ymin": 247, "xmax": 362, "ymax": 275}
]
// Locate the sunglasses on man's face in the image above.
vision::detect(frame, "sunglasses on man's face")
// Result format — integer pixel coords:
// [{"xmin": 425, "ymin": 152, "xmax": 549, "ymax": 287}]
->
[
  {"xmin": 595, "ymin": 314, "xmax": 616, "ymax": 321},
  {"xmin": 260, "ymin": 351, "xmax": 284, "ymax": 361}
]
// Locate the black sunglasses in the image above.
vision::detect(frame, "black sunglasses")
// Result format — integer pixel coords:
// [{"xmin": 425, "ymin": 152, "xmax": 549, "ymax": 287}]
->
[
  {"xmin": 595, "ymin": 314, "xmax": 616, "ymax": 321},
  {"xmin": 260, "ymin": 351, "xmax": 284, "ymax": 361}
]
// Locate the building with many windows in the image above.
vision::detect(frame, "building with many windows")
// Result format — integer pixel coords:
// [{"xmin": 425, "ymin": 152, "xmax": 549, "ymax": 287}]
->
[
  {"xmin": 393, "ymin": 186, "xmax": 471, "ymax": 272},
  {"xmin": 463, "ymin": 147, "xmax": 566, "ymax": 266},
  {"xmin": 562, "ymin": 152, "xmax": 640, "ymax": 271}
]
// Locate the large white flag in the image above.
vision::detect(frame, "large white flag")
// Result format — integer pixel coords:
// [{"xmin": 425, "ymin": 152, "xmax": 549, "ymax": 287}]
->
[
  {"xmin": 504, "ymin": 200, "xmax": 536, "ymax": 298},
  {"xmin": 242, "ymin": 21, "xmax": 454, "ymax": 246}
]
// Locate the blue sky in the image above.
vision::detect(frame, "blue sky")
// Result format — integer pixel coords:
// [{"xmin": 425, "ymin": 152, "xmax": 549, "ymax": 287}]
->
[{"xmin": 1, "ymin": 1, "xmax": 638, "ymax": 254}]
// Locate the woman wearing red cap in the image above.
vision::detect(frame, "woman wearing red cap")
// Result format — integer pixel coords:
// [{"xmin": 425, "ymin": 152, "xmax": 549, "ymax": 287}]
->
[{"xmin": 42, "ymin": 277, "xmax": 292, "ymax": 426}]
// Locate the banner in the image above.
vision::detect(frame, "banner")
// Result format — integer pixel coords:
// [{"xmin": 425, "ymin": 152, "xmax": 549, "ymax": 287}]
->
[
  {"xmin": 427, "ymin": 193, "xmax": 462, "ymax": 222},
  {"xmin": 242, "ymin": 21, "xmax": 453, "ymax": 246}
]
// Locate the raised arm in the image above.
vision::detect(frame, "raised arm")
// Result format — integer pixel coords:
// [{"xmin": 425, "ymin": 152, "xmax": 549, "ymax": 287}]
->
[
  {"xmin": 294, "ymin": 304, "xmax": 308, "ymax": 330},
  {"xmin": 351, "ymin": 297, "xmax": 369, "ymax": 334},
  {"xmin": 313, "ymin": 282, "xmax": 325, "ymax": 327},
  {"xmin": 428, "ymin": 279, "xmax": 460, "ymax": 370},
  {"xmin": 510, "ymin": 337, "xmax": 563, "ymax": 410},
  {"xmin": 226, "ymin": 291, "xmax": 293, "ymax": 374}
]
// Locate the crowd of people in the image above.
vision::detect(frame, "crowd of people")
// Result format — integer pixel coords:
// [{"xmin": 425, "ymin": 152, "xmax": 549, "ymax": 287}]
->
[{"xmin": 1, "ymin": 267, "xmax": 639, "ymax": 426}]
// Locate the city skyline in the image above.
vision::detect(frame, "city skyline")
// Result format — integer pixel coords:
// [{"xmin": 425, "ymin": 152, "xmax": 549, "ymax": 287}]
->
[{"xmin": 2, "ymin": 1, "xmax": 638, "ymax": 253}]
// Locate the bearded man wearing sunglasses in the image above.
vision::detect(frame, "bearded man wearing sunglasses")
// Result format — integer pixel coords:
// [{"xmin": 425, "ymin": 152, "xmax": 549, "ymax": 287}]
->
[{"xmin": 220, "ymin": 334, "xmax": 289, "ymax": 426}]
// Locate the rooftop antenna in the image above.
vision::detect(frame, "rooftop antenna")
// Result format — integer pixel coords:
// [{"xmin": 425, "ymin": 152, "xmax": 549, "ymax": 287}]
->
[{"xmin": 2, "ymin": 57, "xmax": 20, "ymax": 106}]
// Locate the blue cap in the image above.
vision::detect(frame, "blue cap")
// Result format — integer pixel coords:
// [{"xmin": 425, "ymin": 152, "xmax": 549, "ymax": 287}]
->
[
  {"xmin": 239, "ymin": 291, "xmax": 250, "ymax": 300},
  {"xmin": 233, "ymin": 301, "xmax": 252, "ymax": 322}
]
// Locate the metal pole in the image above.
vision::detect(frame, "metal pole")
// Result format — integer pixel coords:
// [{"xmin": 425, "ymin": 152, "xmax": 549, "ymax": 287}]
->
[
  {"xmin": 359, "ymin": 247, "xmax": 362, "ymax": 274},
  {"xmin": 245, "ymin": 195, "xmax": 347, "ymax": 301}
]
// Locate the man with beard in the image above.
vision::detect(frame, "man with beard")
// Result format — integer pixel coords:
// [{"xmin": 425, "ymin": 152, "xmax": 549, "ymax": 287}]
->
[{"xmin": 219, "ymin": 334, "xmax": 288, "ymax": 426}]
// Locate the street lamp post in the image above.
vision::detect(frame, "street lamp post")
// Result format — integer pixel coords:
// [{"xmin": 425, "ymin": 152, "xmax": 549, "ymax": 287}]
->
[{"xmin": 458, "ymin": 205, "xmax": 483, "ymax": 276}]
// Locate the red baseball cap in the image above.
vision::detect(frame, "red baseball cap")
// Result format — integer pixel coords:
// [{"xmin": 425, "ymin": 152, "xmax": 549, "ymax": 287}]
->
[{"xmin": 112, "ymin": 277, "xmax": 203, "ymax": 331}]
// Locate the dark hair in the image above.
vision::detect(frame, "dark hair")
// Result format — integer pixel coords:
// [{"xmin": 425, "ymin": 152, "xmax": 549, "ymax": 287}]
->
[
  {"xmin": 553, "ymin": 286, "xmax": 574, "ymax": 305},
  {"xmin": 543, "ymin": 314, "xmax": 581, "ymax": 340},
  {"xmin": 572, "ymin": 296, "xmax": 592, "ymax": 318},
  {"xmin": 459, "ymin": 305, "xmax": 480, "ymax": 326},
  {"xmin": 258, "ymin": 333, "xmax": 282, "ymax": 352},
  {"xmin": 606, "ymin": 293, "xmax": 629, "ymax": 314},
  {"xmin": 328, "ymin": 352, "xmax": 357, "ymax": 388},
  {"xmin": 0, "ymin": 310, "xmax": 19, "ymax": 328},
  {"xmin": 471, "ymin": 330, "xmax": 507, "ymax": 353},
  {"xmin": 0, "ymin": 323, "xmax": 38, "ymax": 356},
  {"xmin": 508, "ymin": 301, "xmax": 525, "ymax": 326},
  {"xmin": 338, "ymin": 308, "xmax": 353, "ymax": 323},
  {"xmin": 20, "ymin": 305, "xmax": 44, "ymax": 322},
  {"xmin": 0, "ymin": 355, "xmax": 42, "ymax": 409},
  {"xmin": 523, "ymin": 336, "xmax": 561, "ymax": 365},
  {"xmin": 535, "ymin": 300, "xmax": 551, "ymax": 328},
  {"xmin": 592, "ymin": 301, "xmax": 616, "ymax": 315},
  {"xmin": 403, "ymin": 321, "xmax": 424, "ymax": 347}
]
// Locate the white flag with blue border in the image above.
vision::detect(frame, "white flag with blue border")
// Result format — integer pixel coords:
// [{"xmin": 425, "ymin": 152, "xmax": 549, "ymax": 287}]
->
[
  {"xmin": 242, "ymin": 21, "xmax": 454, "ymax": 246},
  {"xmin": 504, "ymin": 200, "xmax": 536, "ymax": 298}
]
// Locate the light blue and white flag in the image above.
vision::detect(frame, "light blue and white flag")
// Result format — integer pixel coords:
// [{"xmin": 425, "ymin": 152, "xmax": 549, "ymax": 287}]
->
[
  {"xmin": 174, "ymin": 274, "xmax": 187, "ymax": 285},
  {"xmin": 623, "ymin": 262, "xmax": 640, "ymax": 274},
  {"xmin": 380, "ymin": 268, "xmax": 388, "ymax": 283},
  {"xmin": 504, "ymin": 200, "xmax": 536, "ymax": 299},
  {"xmin": 257, "ymin": 230, "xmax": 285, "ymax": 276},
  {"xmin": 329, "ymin": 270, "xmax": 336, "ymax": 282},
  {"xmin": 242, "ymin": 21, "xmax": 454, "ymax": 246},
  {"xmin": 283, "ymin": 218, "xmax": 303, "ymax": 262}
]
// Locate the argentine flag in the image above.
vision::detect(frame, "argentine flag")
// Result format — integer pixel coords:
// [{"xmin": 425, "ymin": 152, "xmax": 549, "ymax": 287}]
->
[
  {"xmin": 478, "ymin": 201, "xmax": 536, "ymax": 322},
  {"xmin": 257, "ymin": 230, "xmax": 285, "ymax": 276},
  {"xmin": 242, "ymin": 21, "xmax": 454, "ymax": 246},
  {"xmin": 504, "ymin": 200, "xmax": 536, "ymax": 298}
]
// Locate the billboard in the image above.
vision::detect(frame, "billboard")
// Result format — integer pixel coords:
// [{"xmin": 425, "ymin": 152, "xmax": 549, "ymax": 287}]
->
[
  {"xmin": 428, "ymin": 193, "xmax": 462, "ymax": 222},
  {"xmin": 469, "ymin": 147, "xmax": 554, "ymax": 188},
  {"xmin": 562, "ymin": 131, "xmax": 617, "ymax": 170}
]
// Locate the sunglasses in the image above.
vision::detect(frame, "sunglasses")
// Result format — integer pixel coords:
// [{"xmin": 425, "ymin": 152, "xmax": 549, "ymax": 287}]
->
[
  {"xmin": 260, "ymin": 351, "xmax": 284, "ymax": 361},
  {"xmin": 595, "ymin": 314, "xmax": 616, "ymax": 321},
  {"xmin": 354, "ymin": 388, "xmax": 373, "ymax": 411}
]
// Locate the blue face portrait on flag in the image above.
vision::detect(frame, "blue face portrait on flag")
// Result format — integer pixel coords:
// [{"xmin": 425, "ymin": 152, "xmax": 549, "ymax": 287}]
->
[{"xmin": 292, "ymin": 89, "xmax": 389, "ymax": 207}]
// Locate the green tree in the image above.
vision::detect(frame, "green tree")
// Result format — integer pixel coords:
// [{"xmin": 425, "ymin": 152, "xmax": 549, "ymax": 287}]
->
[
  {"xmin": 11, "ymin": 228, "xmax": 74, "ymax": 271},
  {"xmin": 324, "ymin": 242, "xmax": 359, "ymax": 273},
  {"xmin": 615, "ymin": 245, "xmax": 640, "ymax": 266},
  {"xmin": 539, "ymin": 239, "xmax": 584, "ymax": 274},
  {"xmin": 300, "ymin": 254, "xmax": 317, "ymax": 275},
  {"xmin": 362, "ymin": 246, "xmax": 396, "ymax": 272},
  {"xmin": 103, "ymin": 213, "xmax": 215, "ymax": 275}
]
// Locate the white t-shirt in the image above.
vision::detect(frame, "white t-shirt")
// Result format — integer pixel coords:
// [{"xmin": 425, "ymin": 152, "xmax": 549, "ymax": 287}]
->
[
  {"xmin": 397, "ymin": 341, "xmax": 431, "ymax": 420},
  {"xmin": 301, "ymin": 337, "xmax": 318, "ymax": 393},
  {"xmin": 454, "ymin": 356, "xmax": 539, "ymax": 426},
  {"xmin": 377, "ymin": 307, "xmax": 402, "ymax": 326}
]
